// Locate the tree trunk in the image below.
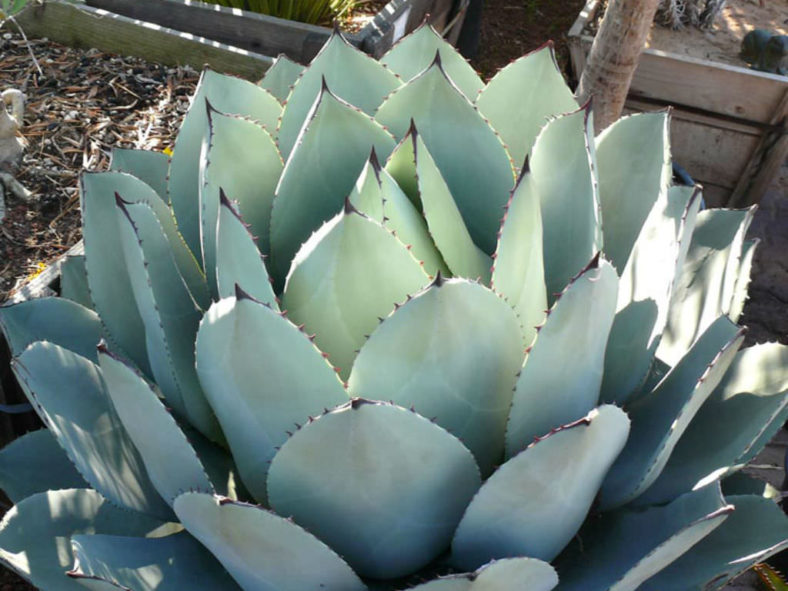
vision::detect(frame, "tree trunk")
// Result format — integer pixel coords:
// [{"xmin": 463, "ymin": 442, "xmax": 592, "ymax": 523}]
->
[{"xmin": 576, "ymin": 0, "xmax": 661, "ymax": 134}]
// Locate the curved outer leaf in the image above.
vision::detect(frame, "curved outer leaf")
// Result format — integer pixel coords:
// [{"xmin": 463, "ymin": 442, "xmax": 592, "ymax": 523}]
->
[
  {"xmin": 258, "ymin": 54, "xmax": 304, "ymax": 103},
  {"xmin": 81, "ymin": 173, "xmax": 150, "ymax": 375},
  {"xmin": 282, "ymin": 208, "xmax": 430, "ymax": 378},
  {"xmin": 599, "ymin": 316, "xmax": 745, "ymax": 510},
  {"xmin": 276, "ymin": 32, "xmax": 401, "ymax": 158},
  {"xmin": 659, "ymin": 207, "xmax": 755, "ymax": 365},
  {"xmin": 637, "ymin": 342, "xmax": 788, "ymax": 505},
  {"xmin": 169, "ymin": 69, "xmax": 282, "ymax": 257},
  {"xmin": 268, "ymin": 400, "xmax": 481, "ymax": 579},
  {"xmin": 0, "ymin": 297, "xmax": 102, "ymax": 361},
  {"xmin": 595, "ymin": 112, "xmax": 672, "ymax": 272},
  {"xmin": 475, "ymin": 42, "xmax": 578, "ymax": 166},
  {"xmin": 68, "ymin": 531, "xmax": 241, "ymax": 591},
  {"xmin": 451, "ymin": 405, "xmax": 630, "ymax": 570},
  {"xmin": 60, "ymin": 255, "xmax": 94, "ymax": 310},
  {"xmin": 0, "ymin": 429, "xmax": 87, "ymax": 504},
  {"xmin": 174, "ymin": 492, "xmax": 367, "ymax": 591},
  {"xmin": 195, "ymin": 295, "xmax": 348, "ymax": 504},
  {"xmin": 12, "ymin": 342, "xmax": 171, "ymax": 519},
  {"xmin": 533, "ymin": 105, "xmax": 601, "ymax": 300},
  {"xmin": 116, "ymin": 198, "xmax": 221, "ymax": 443},
  {"xmin": 505, "ymin": 256, "xmax": 619, "ymax": 457},
  {"xmin": 554, "ymin": 484, "xmax": 733, "ymax": 591},
  {"xmin": 601, "ymin": 186, "xmax": 702, "ymax": 406},
  {"xmin": 0, "ymin": 489, "xmax": 165, "ymax": 591},
  {"xmin": 269, "ymin": 86, "xmax": 396, "ymax": 288},
  {"xmin": 215, "ymin": 193, "xmax": 278, "ymax": 306},
  {"xmin": 471, "ymin": 558, "xmax": 559, "ymax": 591},
  {"xmin": 199, "ymin": 107, "xmax": 282, "ymax": 295},
  {"xmin": 99, "ymin": 349, "xmax": 214, "ymax": 505},
  {"xmin": 411, "ymin": 557, "xmax": 558, "ymax": 591},
  {"xmin": 109, "ymin": 148, "xmax": 170, "ymax": 203},
  {"xmin": 729, "ymin": 238, "xmax": 758, "ymax": 322},
  {"xmin": 491, "ymin": 166, "xmax": 546, "ymax": 346},
  {"xmin": 639, "ymin": 495, "xmax": 788, "ymax": 591},
  {"xmin": 349, "ymin": 278, "xmax": 523, "ymax": 476},
  {"xmin": 412, "ymin": 129, "xmax": 492, "ymax": 282},
  {"xmin": 376, "ymin": 57, "xmax": 515, "ymax": 254},
  {"xmin": 380, "ymin": 24, "xmax": 484, "ymax": 99}
]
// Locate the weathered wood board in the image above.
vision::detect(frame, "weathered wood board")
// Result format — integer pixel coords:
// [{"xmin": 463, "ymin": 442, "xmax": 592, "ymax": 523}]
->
[
  {"xmin": 12, "ymin": 0, "xmax": 273, "ymax": 80},
  {"xmin": 568, "ymin": 0, "xmax": 788, "ymax": 207},
  {"xmin": 85, "ymin": 0, "xmax": 468, "ymax": 64}
]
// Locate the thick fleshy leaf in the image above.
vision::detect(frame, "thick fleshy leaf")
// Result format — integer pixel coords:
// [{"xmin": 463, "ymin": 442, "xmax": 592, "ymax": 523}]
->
[
  {"xmin": 599, "ymin": 317, "xmax": 745, "ymax": 509},
  {"xmin": 282, "ymin": 208, "xmax": 430, "ymax": 378},
  {"xmin": 555, "ymin": 484, "xmax": 733, "ymax": 591},
  {"xmin": 452, "ymin": 405, "xmax": 630, "ymax": 570},
  {"xmin": 276, "ymin": 32, "xmax": 400, "ymax": 158},
  {"xmin": 81, "ymin": 172, "xmax": 150, "ymax": 374},
  {"xmin": 268, "ymin": 400, "xmax": 481, "ymax": 579},
  {"xmin": 380, "ymin": 24, "xmax": 484, "ymax": 99},
  {"xmin": 378, "ymin": 139, "xmax": 451, "ymax": 277},
  {"xmin": 215, "ymin": 193, "xmax": 278, "ymax": 306},
  {"xmin": 491, "ymin": 167, "xmax": 546, "ymax": 346},
  {"xmin": 729, "ymin": 238, "xmax": 758, "ymax": 322},
  {"xmin": 174, "ymin": 492, "xmax": 367, "ymax": 591},
  {"xmin": 376, "ymin": 57, "xmax": 515, "ymax": 254},
  {"xmin": 116, "ymin": 198, "xmax": 220, "ymax": 442},
  {"xmin": 601, "ymin": 185, "xmax": 702, "ymax": 405},
  {"xmin": 258, "ymin": 54, "xmax": 304, "ymax": 103},
  {"xmin": 68, "ymin": 531, "xmax": 240, "ymax": 591},
  {"xmin": 269, "ymin": 87, "xmax": 396, "ymax": 288},
  {"xmin": 0, "ymin": 489, "xmax": 165, "ymax": 591},
  {"xmin": 348, "ymin": 154, "xmax": 386, "ymax": 222},
  {"xmin": 505, "ymin": 256, "xmax": 619, "ymax": 457},
  {"xmin": 200, "ymin": 107, "xmax": 282, "ymax": 294},
  {"xmin": 349, "ymin": 278, "xmax": 523, "ymax": 475},
  {"xmin": 0, "ymin": 297, "xmax": 102, "ymax": 361},
  {"xmin": 12, "ymin": 342, "xmax": 171, "ymax": 519},
  {"xmin": 637, "ymin": 342, "xmax": 788, "ymax": 504},
  {"xmin": 639, "ymin": 495, "xmax": 788, "ymax": 591},
  {"xmin": 169, "ymin": 69, "xmax": 282, "ymax": 257},
  {"xmin": 659, "ymin": 207, "xmax": 755, "ymax": 365},
  {"xmin": 412, "ymin": 558, "xmax": 558, "ymax": 591},
  {"xmin": 533, "ymin": 106, "xmax": 601, "ymax": 299},
  {"xmin": 476, "ymin": 42, "xmax": 577, "ymax": 165},
  {"xmin": 99, "ymin": 349, "xmax": 214, "ymax": 505},
  {"xmin": 195, "ymin": 295, "xmax": 348, "ymax": 504},
  {"xmin": 60, "ymin": 255, "xmax": 94, "ymax": 310},
  {"xmin": 411, "ymin": 130, "xmax": 492, "ymax": 281},
  {"xmin": 595, "ymin": 112, "xmax": 672, "ymax": 272},
  {"xmin": 109, "ymin": 148, "xmax": 170, "ymax": 202},
  {"xmin": 0, "ymin": 429, "xmax": 87, "ymax": 504}
]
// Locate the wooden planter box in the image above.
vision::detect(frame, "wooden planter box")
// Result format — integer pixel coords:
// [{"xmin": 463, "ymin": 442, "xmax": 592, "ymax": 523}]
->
[
  {"xmin": 84, "ymin": 0, "xmax": 468, "ymax": 63},
  {"xmin": 568, "ymin": 0, "xmax": 788, "ymax": 208}
]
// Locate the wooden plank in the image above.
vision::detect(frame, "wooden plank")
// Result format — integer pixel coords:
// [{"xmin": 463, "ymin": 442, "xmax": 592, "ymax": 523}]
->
[
  {"xmin": 729, "ymin": 88, "xmax": 788, "ymax": 208},
  {"xmin": 8, "ymin": 241, "xmax": 84, "ymax": 304},
  {"xmin": 85, "ymin": 0, "xmax": 335, "ymax": 64},
  {"xmin": 13, "ymin": 1, "xmax": 272, "ymax": 80},
  {"xmin": 630, "ymin": 49, "xmax": 787, "ymax": 124}
]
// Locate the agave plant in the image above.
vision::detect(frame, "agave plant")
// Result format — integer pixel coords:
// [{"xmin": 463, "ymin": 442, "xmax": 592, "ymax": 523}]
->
[{"xmin": 0, "ymin": 24, "xmax": 786, "ymax": 591}]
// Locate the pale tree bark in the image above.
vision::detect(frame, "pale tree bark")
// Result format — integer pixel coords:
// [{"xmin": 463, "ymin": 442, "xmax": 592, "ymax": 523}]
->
[{"xmin": 576, "ymin": 0, "xmax": 661, "ymax": 134}]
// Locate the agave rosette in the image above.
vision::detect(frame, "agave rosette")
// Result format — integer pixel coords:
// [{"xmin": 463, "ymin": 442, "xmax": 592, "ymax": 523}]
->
[{"xmin": 0, "ymin": 25, "xmax": 786, "ymax": 591}]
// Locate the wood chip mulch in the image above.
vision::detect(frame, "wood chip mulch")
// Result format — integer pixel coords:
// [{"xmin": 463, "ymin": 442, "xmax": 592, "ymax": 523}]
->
[{"xmin": 0, "ymin": 32, "xmax": 199, "ymax": 301}]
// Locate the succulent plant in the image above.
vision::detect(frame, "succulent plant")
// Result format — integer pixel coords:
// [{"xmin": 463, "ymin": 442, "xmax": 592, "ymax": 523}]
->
[{"xmin": 0, "ymin": 24, "xmax": 787, "ymax": 591}]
